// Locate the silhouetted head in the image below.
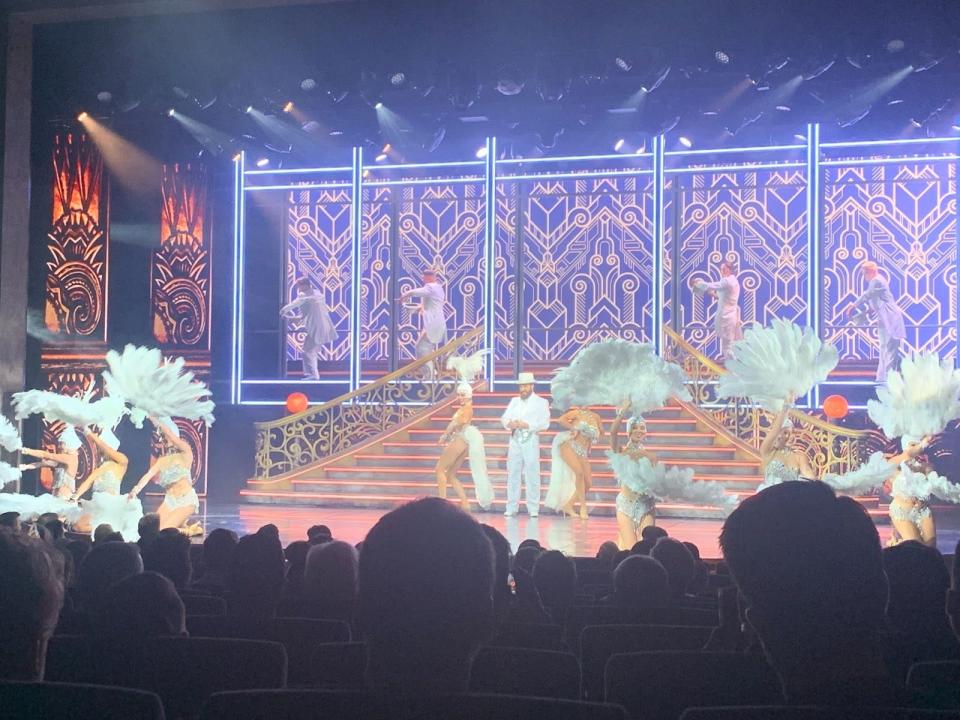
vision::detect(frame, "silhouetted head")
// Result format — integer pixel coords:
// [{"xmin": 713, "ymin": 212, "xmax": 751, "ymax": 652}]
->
[
  {"xmin": 651, "ymin": 538, "xmax": 696, "ymax": 599},
  {"xmin": 137, "ymin": 514, "xmax": 161, "ymax": 546},
  {"xmin": 596, "ymin": 540, "xmax": 620, "ymax": 567},
  {"xmin": 613, "ymin": 554, "xmax": 670, "ymax": 609},
  {"xmin": 77, "ymin": 541, "xmax": 143, "ymax": 618},
  {"xmin": 307, "ymin": 524, "xmax": 332, "ymax": 545},
  {"xmin": 103, "ymin": 571, "xmax": 186, "ymax": 639},
  {"xmin": 202, "ymin": 528, "xmax": 238, "ymax": 573},
  {"xmin": 532, "ymin": 550, "xmax": 577, "ymax": 610},
  {"xmin": 884, "ymin": 541, "xmax": 953, "ymax": 640},
  {"xmin": 0, "ymin": 512, "xmax": 20, "ymax": 533},
  {"xmin": 304, "ymin": 540, "xmax": 358, "ymax": 621},
  {"xmin": 227, "ymin": 527, "xmax": 286, "ymax": 619},
  {"xmin": 143, "ymin": 528, "xmax": 192, "ymax": 589}
]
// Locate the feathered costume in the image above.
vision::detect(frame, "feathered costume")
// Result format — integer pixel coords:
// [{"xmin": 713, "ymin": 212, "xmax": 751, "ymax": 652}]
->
[
  {"xmin": 80, "ymin": 492, "xmax": 142, "ymax": 542},
  {"xmin": 104, "ymin": 345, "xmax": 216, "ymax": 428},
  {"xmin": 867, "ymin": 353, "xmax": 960, "ymax": 441},
  {"xmin": 444, "ymin": 350, "xmax": 493, "ymax": 509},
  {"xmin": 889, "ymin": 462, "xmax": 960, "ymax": 528},
  {"xmin": 718, "ymin": 320, "xmax": 839, "ymax": 411},
  {"xmin": 607, "ymin": 451, "xmax": 738, "ymax": 517},
  {"xmin": 0, "ymin": 491, "xmax": 81, "ymax": 523},
  {"xmin": 12, "ymin": 389, "xmax": 125, "ymax": 430},
  {"xmin": 820, "ymin": 452, "xmax": 896, "ymax": 496},
  {"xmin": 0, "ymin": 416, "xmax": 22, "ymax": 452},
  {"xmin": 550, "ymin": 339, "xmax": 691, "ymax": 412}
]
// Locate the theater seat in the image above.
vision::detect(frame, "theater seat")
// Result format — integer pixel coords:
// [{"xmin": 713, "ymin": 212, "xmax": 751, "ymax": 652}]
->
[
  {"xmin": 310, "ymin": 642, "xmax": 367, "ymax": 688},
  {"xmin": 470, "ymin": 646, "xmax": 581, "ymax": 700},
  {"xmin": 0, "ymin": 681, "xmax": 165, "ymax": 720},
  {"xmin": 681, "ymin": 707, "xmax": 960, "ymax": 719},
  {"xmin": 202, "ymin": 689, "xmax": 630, "ymax": 720},
  {"xmin": 488, "ymin": 622, "xmax": 566, "ymax": 652}
]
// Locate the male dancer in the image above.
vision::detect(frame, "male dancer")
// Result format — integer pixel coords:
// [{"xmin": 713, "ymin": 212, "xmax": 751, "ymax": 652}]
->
[
  {"xmin": 848, "ymin": 260, "xmax": 906, "ymax": 382},
  {"xmin": 693, "ymin": 260, "xmax": 743, "ymax": 361},
  {"xmin": 281, "ymin": 277, "xmax": 337, "ymax": 380},
  {"xmin": 400, "ymin": 269, "xmax": 448, "ymax": 378},
  {"xmin": 500, "ymin": 372, "xmax": 550, "ymax": 518}
]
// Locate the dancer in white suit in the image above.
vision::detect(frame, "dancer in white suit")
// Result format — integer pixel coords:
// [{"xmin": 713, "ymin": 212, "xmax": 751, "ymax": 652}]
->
[
  {"xmin": 847, "ymin": 261, "xmax": 906, "ymax": 383},
  {"xmin": 500, "ymin": 372, "xmax": 550, "ymax": 518},
  {"xmin": 281, "ymin": 277, "xmax": 337, "ymax": 380},
  {"xmin": 692, "ymin": 260, "xmax": 743, "ymax": 361},
  {"xmin": 401, "ymin": 269, "xmax": 448, "ymax": 379}
]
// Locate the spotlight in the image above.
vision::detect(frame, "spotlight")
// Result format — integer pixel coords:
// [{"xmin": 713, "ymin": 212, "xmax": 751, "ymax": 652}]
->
[
  {"xmin": 283, "ymin": 101, "xmax": 294, "ymax": 113},
  {"xmin": 614, "ymin": 138, "xmax": 626, "ymax": 151},
  {"xmin": 374, "ymin": 101, "xmax": 384, "ymax": 110},
  {"xmin": 615, "ymin": 57, "xmax": 632, "ymax": 72},
  {"xmin": 634, "ymin": 145, "xmax": 646, "ymax": 155},
  {"xmin": 381, "ymin": 143, "xmax": 392, "ymax": 153},
  {"xmin": 679, "ymin": 136, "xmax": 693, "ymax": 148},
  {"xmin": 475, "ymin": 146, "xmax": 488, "ymax": 159},
  {"xmin": 77, "ymin": 111, "xmax": 89, "ymax": 121},
  {"xmin": 96, "ymin": 91, "xmax": 112, "ymax": 103},
  {"xmin": 909, "ymin": 118, "xmax": 922, "ymax": 129},
  {"xmin": 245, "ymin": 106, "xmax": 254, "ymax": 114},
  {"xmin": 775, "ymin": 105, "xmax": 792, "ymax": 112},
  {"xmin": 389, "ymin": 72, "xmax": 406, "ymax": 87},
  {"xmin": 172, "ymin": 86, "xmax": 190, "ymax": 99},
  {"xmin": 255, "ymin": 157, "xmax": 269, "ymax": 167},
  {"xmin": 496, "ymin": 64, "xmax": 525, "ymax": 96},
  {"xmin": 300, "ymin": 78, "xmax": 317, "ymax": 91},
  {"xmin": 375, "ymin": 153, "xmax": 388, "ymax": 163},
  {"xmin": 887, "ymin": 99, "xmax": 905, "ymax": 105},
  {"xmin": 793, "ymin": 133, "xmax": 806, "ymax": 142},
  {"xmin": 886, "ymin": 39, "xmax": 905, "ymax": 53},
  {"xmin": 166, "ymin": 108, "xmax": 175, "ymax": 117},
  {"xmin": 232, "ymin": 152, "xmax": 242, "ymax": 162},
  {"xmin": 714, "ymin": 50, "xmax": 730, "ymax": 65},
  {"xmin": 302, "ymin": 120, "xmax": 321, "ymax": 132},
  {"xmin": 952, "ymin": 124, "xmax": 960, "ymax": 132}
]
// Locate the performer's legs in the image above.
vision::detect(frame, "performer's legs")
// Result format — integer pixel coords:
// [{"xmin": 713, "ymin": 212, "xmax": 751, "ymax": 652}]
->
[
  {"xmin": 558, "ymin": 442, "xmax": 584, "ymax": 517},
  {"xmin": 522, "ymin": 441, "xmax": 541, "ymax": 516},
  {"xmin": 158, "ymin": 502, "xmax": 196, "ymax": 532},
  {"xmin": 616, "ymin": 511, "xmax": 637, "ymax": 550},
  {"xmin": 578, "ymin": 456, "xmax": 592, "ymax": 520},
  {"xmin": 302, "ymin": 339, "xmax": 320, "ymax": 380},
  {"xmin": 505, "ymin": 443, "xmax": 522, "ymax": 514},
  {"xmin": 637, "ymin": 510, "xmax": 656, "ymax": 537},
  {"xmin": 436, "ymin": 437, "xmax": 467, "ymax": 501},
  {"xmin": 918, "ymin": 512, "xmax": 937, "ymax": 548},
  {"xmin": 448, "ymin": 449, "xmax": 471, "ymax": 509}
]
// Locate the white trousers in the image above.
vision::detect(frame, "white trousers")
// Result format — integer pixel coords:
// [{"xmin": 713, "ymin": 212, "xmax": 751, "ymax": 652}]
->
[
  {"xmin": 506, "ymin": 436, "xmax": 542, "ymax": 514},
  {"xmin": 302, "ymin": 338, "xmax": 321, "ymax": 379},
  {"xmin": 876, "ymin": 332, "xmax": 903, "ymax": 383}
]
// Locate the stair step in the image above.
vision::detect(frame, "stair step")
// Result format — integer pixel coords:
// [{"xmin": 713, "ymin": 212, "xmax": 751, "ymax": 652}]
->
[
  {"xmin": 380, "ymin": 441, "xmax": 736, "ymax": 457},
  {"xmin": 318, "ymin": 465, "xmax": 763, "ymax": 483},
  {"xmin": 430, "ymin": 417, "xmax": 700, "ymax": 431},
  {"xmin": 408, "ymin": 429, "xmax": 717, "ymax": 446}
]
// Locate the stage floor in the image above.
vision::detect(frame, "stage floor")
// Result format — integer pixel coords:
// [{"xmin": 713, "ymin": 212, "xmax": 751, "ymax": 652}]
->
[{"xmin": 188, "ymin": 501, "xmax": 960, "ymax": 559}]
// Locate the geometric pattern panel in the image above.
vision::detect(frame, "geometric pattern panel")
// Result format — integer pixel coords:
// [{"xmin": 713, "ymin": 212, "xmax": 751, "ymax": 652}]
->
[
  {"xmin": 285, "ymin": 188, "xmax": 353, "ymax": 364},
  {"xmin": 152, "ymin": 163, "xmax": 211, "ymax": 349},
  {"xmin": 394, "ymin": 182, "xmax": 485, "ymax": 362},
  {"xmin": 45, "ymin": 133, "xmax": 108, "ymax": 340},
  {"xmin": 360, "ymin": 186, "xmax": 393, "ymax": 364},
  {"xmin": 493, "ymin": 181, "xmax": 519, "ymax": 363},
  {"xmin": 823, "ymin": 161, "xmax": 957, "ymax": 361},
  {"xmin": 520, "ymin": 177, "xmax": 656, "ymax": 362},
  {"xmin": 677, "ymin": 168, "xmax": 808, "ymax": 357}
]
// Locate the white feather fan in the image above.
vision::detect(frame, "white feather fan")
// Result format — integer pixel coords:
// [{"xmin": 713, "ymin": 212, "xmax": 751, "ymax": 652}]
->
[
  {"xmin": 718, "ymin": 319, "xmax": 839, "ymax": 410},
  {"xmin": 820, "ymin": 452, "xmax": 894, "ymax": 495},
  {"xmin": 0, "ymin": 461, "xmax": 21, "ymax": 486},
  {"xmin": 12, "ymin": 390, "xmax": 125, "ymax": 430},
  {"xmin": 0, "ymin": 416, "xmax": 21, "ymax": 452},
  {"xmin": 867, "ymin": 353, "xmax": 960, "ymax": 441},
  {"xmin": 893, "ymin": 463, "xmax": 960, "ymax": 504},
  {"xmin": 447, "ymin": 349, "xmax": 488, "ymax": 383},
  {"xmin": 550, "ymin": 339, "xmax": 691, "ymax": 412},
  {"xmin": 607, "ymin": 451, "xmax": 738, "ymax": 515},
  {"xmin": 104, "ymin": 345, "xmax": 215, "ymax": 428}
]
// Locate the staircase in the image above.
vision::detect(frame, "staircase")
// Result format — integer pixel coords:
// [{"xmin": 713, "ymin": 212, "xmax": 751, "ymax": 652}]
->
[{"xmin": 242, "ymin": 391, "xmax": 772, "ymax": 519}]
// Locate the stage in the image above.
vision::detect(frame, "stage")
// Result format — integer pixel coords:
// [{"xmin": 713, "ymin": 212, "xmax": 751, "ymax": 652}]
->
[{"xmin": 192, "ymin": 500, "xmax": 960, "ymax": 559}]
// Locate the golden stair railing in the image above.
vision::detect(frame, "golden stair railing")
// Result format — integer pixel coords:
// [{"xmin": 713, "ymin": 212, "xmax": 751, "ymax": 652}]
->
[
  {"xmin": 252, "ymin": 327, "xmax": 484, "ymax": 482},
  {"xmin": 662, "ymin": 327, "xmax": 869, "ymax": 475}
]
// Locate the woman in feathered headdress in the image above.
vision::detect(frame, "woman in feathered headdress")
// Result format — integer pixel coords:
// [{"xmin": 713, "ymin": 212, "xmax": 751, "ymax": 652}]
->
[
  {"xmin": 885, "ymin": 437, "xmax": 957, "ymax": 548},
  {"xmin": 20, "ymin": 426, "xmax": 81, "ymax": 500},
  {"xmin": 610, "ymin": 402, "xmax": 658, "ymax": 548},
  {"xmin": 546, "ymin": 406, "xmax": 604, "ymax": 519},
  {"xmin": 69, "ymin": 427, "xmax": 142, "ymax": 541},
  {"xmin": 435, "ymin": 351, "xmax": 493, "ymax": 511},
  {"xmin": 127, "ymin": 417, "xmax": 200, "ymax": 535},
  {"xmin": 757, "ymin": 399, "xmax": 819, "ymax": 489}
]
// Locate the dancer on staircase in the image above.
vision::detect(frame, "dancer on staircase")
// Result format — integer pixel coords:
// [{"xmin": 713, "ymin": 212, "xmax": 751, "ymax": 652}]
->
[
  {"xmin": 435, "ymin": 350, "xmax": 493, "ymax": 512},
  {"xmin": 400, "ymin": 269, "xmax": 448, "ymax": 380}
]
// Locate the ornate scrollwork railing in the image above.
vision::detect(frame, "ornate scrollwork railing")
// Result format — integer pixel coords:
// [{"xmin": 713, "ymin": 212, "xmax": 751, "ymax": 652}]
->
[
  {"xmin": 663, "ymin": 327, "xmax": 869, "ymax": 475},
  {"xmin": 253, "ymin": 327, "xmax": 484, "ymax": 481}
]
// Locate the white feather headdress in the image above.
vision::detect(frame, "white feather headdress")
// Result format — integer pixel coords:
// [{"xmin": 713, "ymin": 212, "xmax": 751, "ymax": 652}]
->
[
  {"xmin": 867, "ymin": 353, "xmax": 960, "ymax": 441},
  {"xmin": 104, "ymin": 345, "xmax": 215, "ymax": 428},
  {"xmin": 892, "ymin": 462, "xmax": 960, "ymax": 504},
  {"xmin": 820, "ymin": 452, "xmax": 895, "ymax": 496},
  {"xmin": 12, "ymin": 389, "xmax": 125, "ymax": 430},
  {"xmin": 607, "ymin": 451, "xmax": 738, "ymax": 515},
  {"xmin": 0, "ymin": 416, "xmax": 22, "ymax": 452},
  {"xmin": 550, "ymin": 339, "xmax": 691, "ymax": 412},
  {"xmin": 718, "ymin": 319, "xmax": 839, "ymax": 411}
]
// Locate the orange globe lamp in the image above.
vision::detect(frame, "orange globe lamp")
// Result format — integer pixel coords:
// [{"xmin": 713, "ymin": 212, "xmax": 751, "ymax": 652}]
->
[
  {"xmin": 286, "ymin": 392, "xmax": 309, "ymax": 414},
  {"xmin": 823, "ymin": 394, "xmax": 849, "ymax": 420}
]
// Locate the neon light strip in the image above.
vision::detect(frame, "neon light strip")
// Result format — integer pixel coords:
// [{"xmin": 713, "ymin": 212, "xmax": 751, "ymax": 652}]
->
[
  {"xmin": 241, "ymin": 379, "xmax": 350, "ymax": 385},
  {"xmin": 821, "ymin": 155, "xmax": 960, "ymax": 167},
  {"xmin": 498, "ymin": 152, "xmax": 652, "ymax": 164},
  {"xmin": 245, "ymin": 183, "xmax": 352, "ymax": 191},
  {"xmin": 364, "ymin": 159, "xmax": 485, "ymax": 170},
  {"xmin": 652, "ymin": 135, "xmax": 665, "ymax": 353},
  {"xmin": 665, "ymin": 144, "xmax": 804, "ymax": 156},
  {"xmin": 483, "ymin": 137, "xmax": 497, "ymax": 388},
  {"xmin": 364, "ymin": 177, "xmax": 483, "ymax": 187},
  {"xmin": 230, "ymin": 154, "xmax": 242, "ymax": 404},
  {"xmin": 806, "ymin": 123, "xmax": 820, "ymax": 335},
  {"xmin": 666, "ymin": 162, "xmax": 806, "ymax": 174},
  {"xmin": 244, "ymin": 167, "xmax": 351, "ymax": 175},
  {"xmin": 237, "ymin": 152, "xmax": 247, "ymax": 404},
  {"xmin": 822, "ymin": 137, "xmax": 958, "ymax": 148},
  {"xmin": 498, "ymin": 169, "xmax": 655, "ymax": 182},
  {"xmin": 350, "ymin": 146, "xmax": 364, "ymax": 392}
]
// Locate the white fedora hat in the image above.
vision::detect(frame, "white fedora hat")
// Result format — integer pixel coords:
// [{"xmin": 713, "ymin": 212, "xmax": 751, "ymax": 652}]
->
[{"xmin": 516, "ymin": 372, "xmax": 536, "ymax": 384}]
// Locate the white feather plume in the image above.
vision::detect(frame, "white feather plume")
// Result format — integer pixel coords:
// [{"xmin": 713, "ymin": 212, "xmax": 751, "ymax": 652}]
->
[
  {"xmin": 0, "ymin": 491, "xmax": 83, "ymax": 522},
  {"xmin": 447, "ymin": 349, "xmax": 488, "ymax": 384},
  {"xmin": 104, "ymin": 345, "xmax": 215, "ymax": 428},
  {"xmin": 718, "ymin": 319, "xmax": 839, "ymax": 410},
  {"xmin": 0, "ymin": 462, "xmax": 22, "ymax": 486},
  {"xmin": 821, "ymin": 452, "xmax": 894, "ymax": 495},
  {"xmin": 607, "ymin": 451, "xmax": 737, "ymax": 515},
  {"xmin": 867, "ymin": 353, "xmax": 960, "ymax": 441},
  {"xmin": 0, "ymin": 416, "xmax": 21, "ymax": 452},
  {"xmin": 12, "ymin": 390, "xmax": 125, "ymax": 430},
  {"xmin": 893, "ymin": 463, "xmax": 960, "ymax": 504},
  {"xmin": 551, "ymin": 339, "xmax": 691, "ymax": 412}
]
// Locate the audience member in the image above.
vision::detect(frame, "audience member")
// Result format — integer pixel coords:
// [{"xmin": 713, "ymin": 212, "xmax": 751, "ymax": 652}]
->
[
  {"xmin": 641, "ymin": 525, "xmax": 669, "ymax": 542},
  {"xmin": 137, "ymin": 513, "xmax": 161, "ymax": 551},
  {"xmin": 651, "ymin": 537, "xmax": 696, "ymax": 600},
  {"xmin": 359, "ymin": 497, "xmax": 494, "ymax": 692},
  {"xmin": 630, "ymin": 538, "xmax": 655, "ymax": 555},
  {"xmin": 191, "ymin": 527, "xmax": 237, "ymax": 594},
  {"xmin": 42, "ymin": 518, "xmax": 65, "ymax": 542},
  {"xmin": 595, "ymin": 540, "xmax": 619, "ymax": 567},
  {"xmin": 512, "ymin": 544, "xmax": 542, "ymax": 575},
  {"xmin": 948, "ymin": 540, "xmax": 960, "ymax": 642},
  {"xmin": 61, "ymin": 539, "xmax": 91, "ymax": 585},
  {"xmin": 226, "ymin": 524, "xmax": 286, "ymax": 619},
  {"xmin": 102, "ymin": 571, "xmax": 187, "ymax": 639},
  {"xmin": 610, "ymin": 554, "xmax": 670, "ymax": 609},
  {"xmin": 93, "ymin": 523, "xmax": 117, "ymax": 544},
  {"xmin": 296, "ymin": 540, "xmax": 358, "ymax": 621},
  {"xmin": 517, "ymin": 539, "xmax": 542, "ymax": 551},
  {"xmin": 0, "ymin": 529, "xmax": 65, "ymax": 680},
  {"xmin": 720, "ymin": 481, "xmax": 896, "ymax": 706},
  {"xmin": 307, "ymin": 524, "xmax": 332, "ymax": 545},
  {"xmin": 76, "ymin": 541, "xmax": 143, "ymax": 620},
  {"xmin": 143, "ymin": 528, "xmax": 192, "ymax": 590},
  {"xmin": 882, "ymin": 541, "xmax": 960, "ymax": 679},
  {"xmin": 482, "ymin": 524, "xmax": 548, "ymax": 625},
  {"xmin": 283, "ymin": 540, "xmax": 310, "ymax": 598},
  {"xmin": 0, "ymin": 511, "xmax": 21, "ymax": 532},
  {"xmin": 532, "ymin": 549, "xmax": 577, "ymax": 613}
]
